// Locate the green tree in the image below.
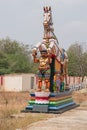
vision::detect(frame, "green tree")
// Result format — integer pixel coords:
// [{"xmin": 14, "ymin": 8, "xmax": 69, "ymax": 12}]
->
[
  {"xmin": 0, "ymin": 38, "xmax": 33, "ymax": 74},
  {"xmin": 67, "ymin": 43, "xmax": 87, "ymax": 78}
]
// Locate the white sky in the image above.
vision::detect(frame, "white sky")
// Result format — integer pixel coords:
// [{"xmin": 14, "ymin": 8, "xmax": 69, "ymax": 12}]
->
[{"xmin": 0, "ymin": 0, "xmax": 87, "ymax": 50}]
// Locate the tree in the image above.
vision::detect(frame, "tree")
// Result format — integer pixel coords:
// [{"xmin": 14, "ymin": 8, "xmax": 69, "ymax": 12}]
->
[
  {"xmin": 0, "ymin": 38, "xmax": 33, "ymax": 74},
  {"xmin": 67, "ymin": 43, "xmax": 87, "ymax": 78},
  {"xmin": 81, "ymin": 52, "xmax": 87, "ymax": 79}
]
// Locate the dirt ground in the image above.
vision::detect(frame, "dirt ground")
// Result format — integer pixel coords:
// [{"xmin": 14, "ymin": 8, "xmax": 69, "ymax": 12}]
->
[
  {"xmin": 0, "ymin": 89, "xmax": 87, "ymax": 130},
  {"xmin": 24, "ymin": 89, "xmax": 87, "ymax": 130},
  {"xmin": 24, "ymin": 108, "xmax": 87, "ymax": 130}
]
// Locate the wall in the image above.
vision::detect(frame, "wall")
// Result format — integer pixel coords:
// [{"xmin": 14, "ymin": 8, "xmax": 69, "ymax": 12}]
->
[
  {"xmin": 22, "ymin": 74, "xmax": 36, "ymax": 91},
  {"xmin": 3, "ymin": 75, "xmax": 22, "ymax": 91},
  {"xmin": 1, "ymin": 74, "xmax": 36, "ymax": 92},
  {"xmin": 1, "ymin": 74, "xmax": 87, "ymax": 91}
]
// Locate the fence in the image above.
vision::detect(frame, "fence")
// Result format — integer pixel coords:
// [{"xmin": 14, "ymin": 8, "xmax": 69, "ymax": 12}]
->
[
  {"xmin": 68, "ymin": 76, "xmax": 87, "ymax": 91},
  {"xmin": 69, "ymin": 82, "xmax": 87, "ymax": 91}
]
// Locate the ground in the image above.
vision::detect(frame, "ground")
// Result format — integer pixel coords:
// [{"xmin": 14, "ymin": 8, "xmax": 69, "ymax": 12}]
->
[
  {"xmin": 0, "ymin": 89, "xmax": 87, "ymax": 130},
  {"xmin": 25, "ymin": 101, "xmax": 87, "ymax": 130}
]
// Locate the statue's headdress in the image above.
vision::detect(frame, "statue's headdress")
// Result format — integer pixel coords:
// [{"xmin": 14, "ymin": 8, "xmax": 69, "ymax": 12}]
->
[{"xmin": 43, "ymin": 6, "xmax": 51, "ymax": 13}]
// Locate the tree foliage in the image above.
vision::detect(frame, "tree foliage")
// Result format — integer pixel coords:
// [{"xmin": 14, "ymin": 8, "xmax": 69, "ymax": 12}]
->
[
  {"xmin": 0, "ymin": 38, "xmax": 34, "ymax": 75},
  {"xmin": 0, "ymin": 38, "xmax": 87, "ymax": 77},
  {"xmin": 67, "ymin": 43, "xmax": 87, "ymax": 77}
]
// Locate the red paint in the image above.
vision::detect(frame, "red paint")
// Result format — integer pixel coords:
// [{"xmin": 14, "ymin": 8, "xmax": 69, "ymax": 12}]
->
[{"xmin": 0, "ymin": 76, "xmax": 3, "ymax": 85}]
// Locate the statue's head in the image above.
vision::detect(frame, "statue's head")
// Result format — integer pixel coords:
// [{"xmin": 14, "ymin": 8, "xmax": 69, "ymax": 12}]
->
[
  {"xmin": 40, "ymin": 50, "xmax": 48, "ymax": 57},
  {"xmin": 43, "ymin": 6, "xmax": 52, "ymax": 27}
]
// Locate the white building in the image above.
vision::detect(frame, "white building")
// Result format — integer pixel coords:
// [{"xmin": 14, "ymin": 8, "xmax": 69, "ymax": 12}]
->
[{"xmin": 0, "ymin": 74, "xmax": 36, "ymax": 92}]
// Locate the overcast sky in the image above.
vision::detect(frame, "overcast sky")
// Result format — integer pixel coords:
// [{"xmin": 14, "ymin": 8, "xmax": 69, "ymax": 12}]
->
[{"xmin": 0, "ymin": 0, "xmax": 87, "ymax": 50}]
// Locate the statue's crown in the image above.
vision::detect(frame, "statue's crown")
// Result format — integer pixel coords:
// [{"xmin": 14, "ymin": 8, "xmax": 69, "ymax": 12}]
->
[{"xmin": 43, "ymin": 6, "xmax": 51, "ymax": 13}]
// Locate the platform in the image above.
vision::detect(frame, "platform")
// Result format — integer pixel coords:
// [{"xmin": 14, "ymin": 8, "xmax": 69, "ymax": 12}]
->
[{"xmin": 21, "ymin": 90, "xmax": 79, "ymax": 114}]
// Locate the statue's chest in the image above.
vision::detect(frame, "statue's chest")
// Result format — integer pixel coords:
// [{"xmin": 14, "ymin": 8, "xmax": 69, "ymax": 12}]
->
[{"xmin": 39, "ymin": 58, "xmax": 48, "ymax": 67}]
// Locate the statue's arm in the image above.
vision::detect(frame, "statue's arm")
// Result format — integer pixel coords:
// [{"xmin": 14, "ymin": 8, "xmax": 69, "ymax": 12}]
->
[{"xmin": 32, "ymin": 54, "xmax": 39, "ymax": 63}]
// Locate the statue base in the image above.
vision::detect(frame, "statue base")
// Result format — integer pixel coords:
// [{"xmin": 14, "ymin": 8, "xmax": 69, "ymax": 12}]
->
[{"xmin": 22, "ymin": 90, "xmax": 79, "ymax": 114}]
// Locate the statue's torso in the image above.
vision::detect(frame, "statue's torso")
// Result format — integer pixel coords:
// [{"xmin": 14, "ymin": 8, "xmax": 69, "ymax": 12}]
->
[{"xmin": 39, "ymin": 57, "xmax": 50, "ymax": 70}]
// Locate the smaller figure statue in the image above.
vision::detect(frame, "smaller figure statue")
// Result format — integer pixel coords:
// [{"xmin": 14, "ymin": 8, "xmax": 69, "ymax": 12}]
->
[
  {"xmin": 60, "ymin": 75, "xmax": 65, "ymax": 92},
  {"xmin": 32, "ymin": 50, "xmax": 52, "ymax": 92}
]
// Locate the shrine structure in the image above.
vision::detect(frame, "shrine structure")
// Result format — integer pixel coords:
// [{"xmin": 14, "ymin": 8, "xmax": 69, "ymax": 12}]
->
[{"xmin": 24, "ymin": 7, "xmax": 79, "ymax": 113}]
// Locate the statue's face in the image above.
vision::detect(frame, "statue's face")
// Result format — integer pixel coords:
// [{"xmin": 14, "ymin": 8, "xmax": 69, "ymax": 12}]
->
[{"xmin": 41, "ymin": 51, "xmax": 48, "ymax": 58}]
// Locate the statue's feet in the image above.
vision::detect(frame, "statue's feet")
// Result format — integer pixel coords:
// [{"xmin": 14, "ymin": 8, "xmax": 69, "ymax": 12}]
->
[
  {"xmin": 36, "ymin": 88, "xmax": 41, "ymax": 92},
  {"xmin": 45, "ymin": 88, "xmax": 50, "ymax": 92}
]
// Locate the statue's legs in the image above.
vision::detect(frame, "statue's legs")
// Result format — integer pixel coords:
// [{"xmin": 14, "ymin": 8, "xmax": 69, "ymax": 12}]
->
[
  {"xmin": 45, "ymin": 79, "xmax": 50, "ymax": 92},
  {"xmin": 37, "ymin": 71, "xmax": 42, "ymax": 91},
  {"xmin": 37, "ymin": 69, "xmax": 51, "ymax": 91},
  {"xmin": 45, "ymin": 69, "xmax": 50, "ymax": 92},
  {"xmin": 38, "ymin": 78, "xmax": 42, "ymax": 91}
]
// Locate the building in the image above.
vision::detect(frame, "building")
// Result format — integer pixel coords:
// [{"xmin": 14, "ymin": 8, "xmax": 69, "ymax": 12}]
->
[{"xmin": 0, "ymin": 74, "xmax": 36, "ymax": 92}]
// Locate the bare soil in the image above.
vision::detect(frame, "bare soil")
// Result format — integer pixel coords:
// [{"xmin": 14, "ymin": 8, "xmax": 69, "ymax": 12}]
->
[
  {"xmin": 0, "ymin": 89, "xmax": 87, "ymax": 130},
  {"xmin": 25, "ymin": 108, "xmax": 87, "ymax": 130},
  {"xmin": 24, "ymin": 89, "xmax": 87, "ymax": 130}
]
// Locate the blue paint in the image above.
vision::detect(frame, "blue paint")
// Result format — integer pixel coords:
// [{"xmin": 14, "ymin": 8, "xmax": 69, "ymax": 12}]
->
[
  {"xmin": 30, "ymin": 93, "xmax": 35, "ymax": 97},
  {"xmin": 49, "ymin": 102, "xmax": 75, "ymax": 110},
  {"xmin": 26, "ymin": 105, "xmax": 33, "ymax": 109}
]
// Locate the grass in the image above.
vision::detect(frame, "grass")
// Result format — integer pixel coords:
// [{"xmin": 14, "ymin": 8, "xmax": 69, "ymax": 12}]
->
[
  {"xmin": 0, "ymin": 91, "xmax": 87, "ymax": 130},
  {"xmin": 0, "ymin": 92, "xmax": 53, "ymax": 130},
  {"xmin": 0, "ymin": 109, "xmax": 51, "ymax": 130}
]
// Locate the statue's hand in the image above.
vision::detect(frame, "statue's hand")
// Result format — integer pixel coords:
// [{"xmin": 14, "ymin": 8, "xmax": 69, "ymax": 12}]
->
[
  {"xmin": 32, "ymin": 49, "xmax": 37, "ymax": 57},
  {"xmin": 32, "ymin": 52, "xmax": 37, "ymax": 57},
  {"xmin": 47, "ymin": 53, "xmax": 52, "ymax": 57}
]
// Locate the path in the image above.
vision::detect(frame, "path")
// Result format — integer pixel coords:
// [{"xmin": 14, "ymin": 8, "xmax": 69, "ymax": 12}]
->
[{"xmin": 23, "ymin": 101, "xmax": 87, "ymax": 130}]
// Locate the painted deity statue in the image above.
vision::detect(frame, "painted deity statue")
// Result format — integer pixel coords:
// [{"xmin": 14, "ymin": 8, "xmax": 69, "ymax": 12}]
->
[
  {"xmin": 32, "ymin": 6, "xmax": 68, "ymax": 92},
  {"xmin": 33, "ymin": 50, "xmax": 52, "ymax": 92}
]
